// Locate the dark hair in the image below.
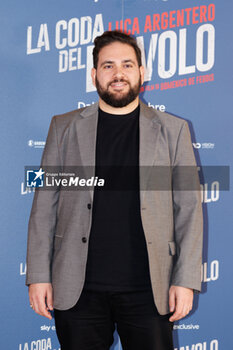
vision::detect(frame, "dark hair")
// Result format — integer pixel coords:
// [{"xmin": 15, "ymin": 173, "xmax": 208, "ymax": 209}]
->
[{"xmin": 93, "ymin": 30, "xmax": 142, "ymax": 69}]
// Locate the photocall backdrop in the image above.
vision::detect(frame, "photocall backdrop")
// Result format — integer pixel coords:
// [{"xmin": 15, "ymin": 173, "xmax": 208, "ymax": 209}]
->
[{"xmin": 1, "ymin": 0, "xmax": 232, "ymax": 349}]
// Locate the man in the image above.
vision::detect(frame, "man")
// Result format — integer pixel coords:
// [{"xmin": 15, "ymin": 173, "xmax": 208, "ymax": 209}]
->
[{"xmin": 26, "ymin": 30, "xmax": 203, "ymax": 350}]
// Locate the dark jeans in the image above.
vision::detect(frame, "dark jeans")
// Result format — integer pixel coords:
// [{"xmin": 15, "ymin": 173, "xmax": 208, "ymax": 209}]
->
[{"xmin": 54, "ymin": 287, "xmax": 174, "ymax": 350}]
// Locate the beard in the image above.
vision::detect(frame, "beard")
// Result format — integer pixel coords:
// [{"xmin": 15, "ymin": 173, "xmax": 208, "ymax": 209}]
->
[{"xmin": 95, "ymin": 75, "xmax": 141, "ymax": 108}]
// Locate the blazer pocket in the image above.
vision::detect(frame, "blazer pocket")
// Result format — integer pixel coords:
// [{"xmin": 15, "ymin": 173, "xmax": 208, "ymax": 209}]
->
[{"xmin": 168, "ymin": 241, "xmax": 177, "ymax": 256}]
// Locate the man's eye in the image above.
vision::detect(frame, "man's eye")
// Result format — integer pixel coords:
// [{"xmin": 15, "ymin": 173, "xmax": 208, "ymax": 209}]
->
[
  {"xmin": 124, "ymin": 64, "xmax": 133, "ymax": 68},
  {"xmin": 104, "ymin": 65, "xmax": 112, "ymax": 69}
]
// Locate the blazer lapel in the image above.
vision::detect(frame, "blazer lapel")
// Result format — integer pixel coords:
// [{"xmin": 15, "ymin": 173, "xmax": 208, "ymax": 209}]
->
[
  {"xmin": 75, "ymin": 103, "xmax": 99, "ymax": 200},
  {"xmin": 139, "ymin": 101, "xmax": 161, "ymax": 205}
]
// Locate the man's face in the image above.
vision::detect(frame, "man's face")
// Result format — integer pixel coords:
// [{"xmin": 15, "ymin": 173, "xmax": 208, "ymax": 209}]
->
[{"xmin": 91, "ymin": 42, "xmax": 144, "ymax": 108}]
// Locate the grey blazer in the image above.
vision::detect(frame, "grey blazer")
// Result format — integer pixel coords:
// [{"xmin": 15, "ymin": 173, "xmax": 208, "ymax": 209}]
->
[{"xmin": 26, "ymin": 101, "xmax": 203, "ymax": 315}]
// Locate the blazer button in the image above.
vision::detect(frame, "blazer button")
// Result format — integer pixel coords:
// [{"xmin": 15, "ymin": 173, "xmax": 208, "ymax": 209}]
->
[
  {"xmin": 82, "ymin": 237, "xmax": 87, "ymax": 243},
  {"xmin": 87, "ymin": 203, "xmax": 92, "ymax": 210}
]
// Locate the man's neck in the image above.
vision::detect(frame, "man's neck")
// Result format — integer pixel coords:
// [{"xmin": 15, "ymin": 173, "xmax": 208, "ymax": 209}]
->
[{"xmin": 98, "ymin": 97, "xmax": 139, "ymax": 115}]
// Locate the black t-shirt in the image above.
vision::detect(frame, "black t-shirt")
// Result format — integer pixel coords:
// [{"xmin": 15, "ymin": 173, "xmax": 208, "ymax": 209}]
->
[{"xmin": 84, "ymin": 105, "xmax": 152, "ymax": 291}]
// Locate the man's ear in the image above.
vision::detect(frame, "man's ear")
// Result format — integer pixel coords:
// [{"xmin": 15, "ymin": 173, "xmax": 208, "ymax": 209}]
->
[
  {"xmin": 139, "ymin": 65, "xmax": 145, "ymax": 85},
  {"xmin": 91, "ymin": 68, "xmax": 96, "ymax": 87}
]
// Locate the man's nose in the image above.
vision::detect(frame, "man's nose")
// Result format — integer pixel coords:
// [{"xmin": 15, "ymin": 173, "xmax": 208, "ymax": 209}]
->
[{"xmin": 113, "ymin": 66, "xmax": 125, "ymax": 79}]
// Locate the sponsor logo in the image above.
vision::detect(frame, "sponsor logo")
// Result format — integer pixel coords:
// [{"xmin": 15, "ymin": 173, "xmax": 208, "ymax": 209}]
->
[
  {"xmin": 173, "ymin": 324, "xmax": 200, "ymax": 330},
  {"xmin": 193, "ymin": 143, "xmax": 215, "ymax": 149},
  {"xmin": 26, "ymin": 168, "xmax": 45, "ymax": 188},
  {"xmin": 28, "ymin": 140, "xmax": 46, "ymax": 149},
  {"xmin": 41, "ymin": 325, "xmax": 56, "ymax": 332}
]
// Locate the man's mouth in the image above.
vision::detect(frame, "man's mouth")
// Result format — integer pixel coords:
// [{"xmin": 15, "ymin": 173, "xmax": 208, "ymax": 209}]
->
[{"xmin": 109, "ymin": 81, "xmax": 128, "ymax": 89}]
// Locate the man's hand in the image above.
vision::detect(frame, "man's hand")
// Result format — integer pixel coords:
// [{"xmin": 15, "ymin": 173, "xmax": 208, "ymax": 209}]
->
[
  {"xmin": 169, "ymin": 285, "xmax": 193, "ymax": 322},
  {"xmin": 28, "ymin": 283, "xmax": 53, "ymax": 320}
]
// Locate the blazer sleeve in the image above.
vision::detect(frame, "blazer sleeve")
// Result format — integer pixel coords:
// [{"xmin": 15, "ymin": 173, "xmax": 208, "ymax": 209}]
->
[
  {"xmin": 171, "ymin": 121, "xmax": 203, "ymax": 292},
  {"xmin": 25, "ymin": 116, "xmax": 61, "ymax": 285}
]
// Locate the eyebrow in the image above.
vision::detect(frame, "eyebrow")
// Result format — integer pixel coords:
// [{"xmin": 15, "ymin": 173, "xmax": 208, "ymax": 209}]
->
[{"xmin": 100, "ymin": 59, "xmax": 136, "ymax": 67}]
